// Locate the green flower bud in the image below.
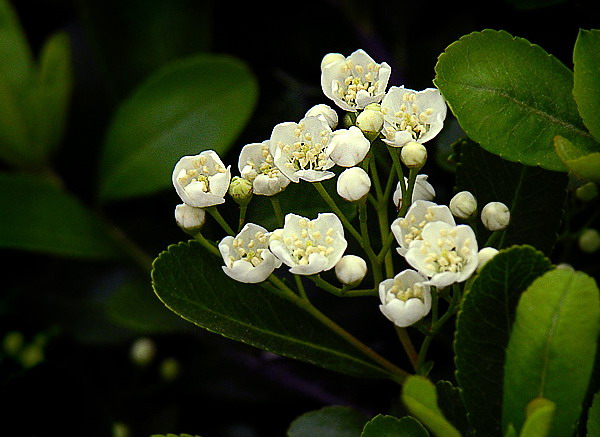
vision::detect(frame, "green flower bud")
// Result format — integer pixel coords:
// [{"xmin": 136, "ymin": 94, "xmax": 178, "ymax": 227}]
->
[
  {"xmin": 228, "ymin": 176, "xmax": 253, "ymax": 206},
  {"xmin": 579, "ymin": 228, "xmax": 600, "ymax": 253},
  {"xmin": 576, "ymin": 182, "xmax": 598, "ymax": 202},
  {"xmin": 401, "ymin": 141, "xmax": 427, "ymax": 168}
]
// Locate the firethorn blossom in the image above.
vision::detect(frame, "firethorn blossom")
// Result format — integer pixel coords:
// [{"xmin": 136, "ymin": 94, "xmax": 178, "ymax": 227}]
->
[
  {"xmin": 269, "ymin": 213, "xmax": 347, "ymax": 275},
  {"xmin": 356, "ymin": 103, "xmax": 384, "ymax": 138},
  {"xmin": 393, "ymin": 175, "xmax": 435, "ymax": 209},
  {"xmin": 174, "ymin": 203, "xmax": 206, "ymax": 234},
  {"xmin": 379, "ymin": 269, "xmax": 432, "ymax": 327},
  {"xmin": 219, "ymin": 223, "xmax": 282, "ymax": 283},
  {"xmin": 381, "ymin": 86, "xmax": 447, "ymax": 147},
  {"xmin": 449, "ymin": 191, "xmax": 478, "ymax": 219},
  {"xmin": 400, "ymin": 141, "xmax": 427, "ymax": 168},
  {"xmin": 337, "ymin": 166, "xmax": 371, "ymax": 203},
  {"xmin": 335, "ymin": 254, "xmax": 368, "ymax": 286},
  {"xmin": 405, "ymin": 221, "xmax": 479, "ymax": 289},
  {"xmin": 481, "ymin": 201, "xmax": 510, "ymax": 231},
  {"xmin": 172, "ymin": 150, "xmax": 231, "ymax": 208},
  {"xmin": 238, "ymin": 141, "xmax": 291, "ymax": 196},
  {"xmin": 327, "ymin": 126, "xmax": 371, "ymax": 167},
  {"xmin": 477, "ymin": 247, "xmax": 499, "ymax": 272},
  {"xmin": 391, "ymin": 200, "xmax": 455, "ymax": 255},
  {"xmin": 320, "ymin": 49, "xmax": 392, "ymax": 112},
  {"xmin": 269, "ymin": 116, "xmax": 336, "ymax": 183},
  {"xmin": 305, "ymin": 103, "xmax": 339, "ymax": 129}
]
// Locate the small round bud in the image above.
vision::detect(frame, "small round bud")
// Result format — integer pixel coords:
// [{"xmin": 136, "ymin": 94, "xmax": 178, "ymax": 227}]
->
[
  {"xmin": 3, "ymin": 331, "xmax": 24, "ymax": 357},
  {"xmin": 576, "ymin": 182, "xmax": 598, "ymax": 202},
  {"xmin": 400, "ymin": 141, "xmax": 427, "ymax": 168},
  {"xmin": 175, "ymin": 203, "xmax": 206, "ymax": 234},
  {"xmin": 477, "ymin": 247, "xmax": 499, "ymax": 272},
  {"xmin": 555, "ymin": 263, "xmax": 574, "ymax": 271},
  {"xmin": 130, "ymin": 337, "xmax": 156, "ymax": 367},
  {"xmin": 356, "ymin": 104, "xmax": 384, "ymax": 140},
  {"xmin": 160, "ymin": 357, "xmax": 180, "ymax": 381},
  {"xmin": 337, "ymin": 167, "xmax": 371, "ymax": 202},
  {"xmin": 321, "ymin": 52, "xmax": 345, "ymax": 70},
  {"xmin": 228, "ymin": 176, "xmax": 253, "ymax": 206},
  {"xmin": 335, "ymin": 255, "xmax": 368, "ymax": 286},
  {"xmin": 579, "ymin": 228, "xmax": 600, "ymax": 253},
  {"xmin": 305, "ymin": 103, "xmax": 338, "ymax": 129},
  {"xmin": 449, "ymin": 191, "xmax": 478, "ymax": 219},
  {"xmin": 481, "ymin": 201, "xmax": 510, "ymax": 231}
]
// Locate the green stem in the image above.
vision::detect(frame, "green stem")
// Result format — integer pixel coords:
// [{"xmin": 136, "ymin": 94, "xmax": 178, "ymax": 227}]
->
[
  {"xmin": 395, "ymin": 326, "xmax": 419, "ymax": 372},
  {"xmin": 295, "ymin": 274, "xmax": 308, "ymax": 300},
  {"xmin": 398, "ymin": 168, "xmax": 420, "ymax": 218},
  {"xmin": 207, "ymin": 206, "xmax": 235, "ymax": 235},
  {"xmin": 309, "ymin": 275, "xmax": 377, "ymax": 297},
  {"xmin": 105, "ymin": 222, "xmax": 154, "ymax": 274},
  {"xmin": 193, "ymin": 232, "xmax": 221, "ymax": 257},
  {"xmin": 238, "ymin": 204, "xmax": 248, "ymax": 232},
  {"xmin": 270, "ymin": 195, "xmax": 284, "ymax": 227},
  {"xmin": 387, "ymin": 145, "xmax": 405, "ymax": 199},
  {"xmin": 358, "ymin": 201, "xmax": 382, "ymax": 286},
  {"xmin": 313, "ymin": 182, "xmax": 363, "ymax": 244}
]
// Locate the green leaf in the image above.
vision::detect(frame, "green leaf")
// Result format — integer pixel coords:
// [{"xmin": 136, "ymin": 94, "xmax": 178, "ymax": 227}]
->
[
  {"xmin": 151, "ymin": 240, "xmax": 396, "ymax": 379},
  {"xmin": 287, "ymin": 406, "xmax": 370, "ymax": 437},
  {"xmin": 0, "ymin": 0, "xmax": 33, "ymax": 90},
  {"xmin": 401, "ymin": 375, "xmax": 461, "ymax": 437},
  {"xmin": 519, "ymin": 398, "xmax": 555, "ymax": 437},
  {"xmin": 361, "ymin": 415, "xmax": 430, "ymax": 437},
  {"xmin": 454, "ymin": 245, "xmax": 552, "ymax": 437},
  {"xmin": 587, "ymin": 391, "xmax": 600, "ymax": 437},
  {"xmin": 574, "ymin": 29, "xmax": 600, "ymax": 142},
  {"xmin": 454, "ymin": 139, "xmax": 568, "ymax": 255},
  {"xmin": 99, "ymin": 54, "xmax": 258, "ymax": 202},
  {"xmin": 502, "ymin": 269, "xmax": 600, "ymax": 437},
  {"xmin": 554, "ymin": 135, "xmax": 600, "ymax": 182},
  {"xmin": 435, "ymin": 29, "xmax": 598, "ymax": 171},
  {"xmin": 0, "ymin": 172, "xmax": 119, "ymax": 259},
  {"xmin": 435, "ymin": 381, "xmax": 470, "ymax": 436}
]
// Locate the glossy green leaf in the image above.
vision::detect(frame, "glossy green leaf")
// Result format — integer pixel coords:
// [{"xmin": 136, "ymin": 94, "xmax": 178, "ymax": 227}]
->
[
  {"xmin": 402, "ymin": 375, "xmax": 461, "ymax": 437},
  {"xmin": 435, "ymin": 381, "xmax": 470, "ymax": 436},
  {"xmin": 361, "ymin": 415, "xmax": 430, "ymax": 437},
  {"xmin": 0, "ymin": 172, "xmax": 119, "ymax": 258},
  {"xmin": 99, "ymin": 54, "xmax": 258, "ymax": 202},
  {"xmin": 0, "ymin": 0, "xmax": 33, "ymax": 90},
  {"xmin": 502, "ymin": 269, "xmax": 600, "ymax": 437},
  {"xmin": 587, "ymin": 391, "xmax": 600, "ymax": 437},
  {"xmin": 573, "ymin": 29, "xmax": 600, "ymax": 142},
  {"xmin": 519, "ymin": 398, "xmax": 555, "ymax": 437},
  {"xmin": 287, "ymin": 406, "xmax": 370, "ymax": 437},
  {"xmin": 554, "ymin": 135, "xmax": 600, "ymax": 182},
  {"xmin": 151, "ymin": 240, "xmax": 396, "ymax": 379},
  {"xmin": 454, "ymin": 245, "xmax": 552, "ymax": 437},
  {"xmin": 454, "ymin": 139, "xmax": 568, "ymax": 255},
  {"xmin": 435, "ymin": 29, "xmax": 598, "ymax": 171}
]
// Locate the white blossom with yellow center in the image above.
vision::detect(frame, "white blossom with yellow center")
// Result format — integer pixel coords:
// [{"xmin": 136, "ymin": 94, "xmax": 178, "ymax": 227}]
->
[
  {"xmin": 321, "ymin": 49, "xmax": 392, "ymax": 112},
  {"xmin": 172, "ymin": 150, "xmax": 231, "ymax": 208},
  {"xmin": 219, "ymin": 223, "xmax": 282, "ymax": 283},
  {"xmin": 238, "ymin": 140, "xmax": 291, "ymax": 196},
  {"xmin": 379, "ymin": 269, "xmax": 432, "ymax": 327},
  {"xmin": 381, "ymin": 86, "xmax": 447, "ymax": 147},
  {"xmin": 405, "ymin": 221, "xmax": 479, "ymax": 289},
  {"xmin": 391, "ymin": 200, "xmax": 455, "ymax": 256},
  {"xmin": 269, "ymin": 213, "xmax": 347, "ymax": 275},
  {"xmin": 269, "ymin": 116, "xmax": 336, "ymax": 183},
  {"xmin": 392, "ymin": 174, "xmax": 436, "ymax": 210}
]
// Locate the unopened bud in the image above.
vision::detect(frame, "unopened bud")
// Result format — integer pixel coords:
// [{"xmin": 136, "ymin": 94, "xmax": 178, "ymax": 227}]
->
[
  {"xmin": 356, "ymin": 104, "xmax": 384, "ymax": 140},
  {"xmin": 228, "ymin": 176, "xmax": 253, "ymax": 206},
  {"xmin": 579, "ymin": 228, "xmax": 600, "ymax": 253},
  {"xmin": 400, "ymin": 141, "xmax": 427, "ymax": 168},
  {"xmin": 305, "ymin": 103, "xmax": 338, "ymax": 129},
  {"xmin": 576, "ymin": 182, "xmax": 598, "ymax": 202},
  {"xmin": 130, "ymin": 337, "xmax": 156, "ymax": 367},
  {"xmin": 477, "ymin": 247, "xmax": 499, "ymax": 272},
  {"xmin": 449, "ymin": 191, "xmax": 478, "ymax": 219},
  {"xmin": 335, "ymin": 255, "xmax": 368, "ymax": 286},
  {"xmin": 481, "ymin": 201, "xmax": 510, "ymax": 231},
  {"xmin": 175, "ymin": 203, "xmax": 206, "ymax": 234},
  {"xmin": 337, "ymin": 167, "xmax": 371, "ymax": 202}
]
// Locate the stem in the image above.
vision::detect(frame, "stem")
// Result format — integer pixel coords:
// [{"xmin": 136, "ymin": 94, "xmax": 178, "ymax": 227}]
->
[
  {"xmin": 398, "ymin": 168, "xmax": 420, "ymax": 218},
  {"xmin": 270, "ymin": 195, "xmax": 284, "ymax": 227},
  {"xmin": 207, "ymin": 206, "xmax": 235, "ymax": 235},
  {"xmin": 105, "ymin": 222, "xmax": 154, "ymax": 274},
  {"xmin": 395, "ymin": 326, "xmax": 419, "ymax": 372},
  {"xmin": 358, "ymin": 201, "xmax": 382, "ymax": 286},
  {"xmin": 313, "ymin": 182, "xmax": 362, "ymax": 244},
  {"xmin": 387, "ymin": 145, "xmax": 405, "ymax": 199},
  {"xmin": 193, "ymin": 232, "xmax": 221, "ymax": 257},
  {"xmin": 295, "ymin": 274, "xmax": 308, "ymax": 300},
  {"xmin": 237, "ymin": 204, "xmax": 248, "ymax": 232},
  {"xmin": 309, "ymin": 275, "xmax": 377, "ymax": 298}
]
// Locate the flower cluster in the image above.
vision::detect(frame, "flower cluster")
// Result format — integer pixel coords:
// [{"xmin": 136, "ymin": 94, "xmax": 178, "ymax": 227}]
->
[{"xmin": 170, "ymin": 48, "xmax": 507, "ymax": 330}]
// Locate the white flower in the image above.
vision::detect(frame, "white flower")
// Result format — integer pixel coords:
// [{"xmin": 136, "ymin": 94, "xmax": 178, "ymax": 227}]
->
[
  {"xmin": 356, "ymin": 103, "xmax": 384, "ymax": 137},
  {"xmin": 335, "ymin": 255, "xmax": 368, "ymax": 286},
  {"xmin": 269, "ymin": 213, "xmax": 347, "ymax": 275},
  {"xmin": 381, "ymin": 86, "xmax": 447, "ymax": 147},
  {"xmin": 400, "ymin": 141, "xmax": 427, "ymax": 168},
  {"xmin": 405, "ymin": 221, "xmax": 479, "ymax": 289},
  {"xmin": 449, "ymin": 191, "xmax": 478, "ymax": 219},
  {"xmin": 379, "ymin": 269, "xmax": 432, "ymax": 327},
  {"xmin": 391, "ymin": 200, "xmax": 454, "ymax": 256},
  {"xmin": 238, "ymin": 141, "xmax": 291, "ymax": 196},
  {"xmin": 219, "ymin": 223, "xmax": 282, "ymax": 283},
  {"xmin": 269, "ymin": 116, "xmax": 336, "ymax": 183},
  {"xmin": 477, "ymin": 247, "xmax": 499, "ymax": 272},
  {"xmin": 321, "ymin": 49, "xmax": 392, "ymax": 112},
  {"xmin": 172, "ymin": 150, "xmax": 231, "ymax": 208},
  {"xmin": 337, "ymin": 166, "xmax": 371, "ymax": 202},
  {"xmin": 327, "ymin": 126, "xmax": 371, "ymax": 167},
  {"xmin": 481, "ymin": 201, "xmax": 510, "ymax": 231},
  {"xmin": 175, "ymin": 203, "xmax": 206, "ymax": 234},
  {"xmin": 393, "ymin": 175, "xmax": 436, "ymax": 209},
  {"xmin": 305, "ymin": 103, "xmax": 339, "ymax": 129}
]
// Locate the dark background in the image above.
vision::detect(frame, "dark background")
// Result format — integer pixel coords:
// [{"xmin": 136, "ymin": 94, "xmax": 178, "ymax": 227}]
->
[{"xmin": 1, "ymin": 0, "xmax": 598, "ymax": 436}]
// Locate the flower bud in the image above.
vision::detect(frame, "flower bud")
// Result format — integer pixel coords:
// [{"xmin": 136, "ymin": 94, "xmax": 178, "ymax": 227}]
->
[
  {"xmin": 305, "ymin": 103, "xmax": 338, "ymax": 129},
  {"xmin": 335, "ymin": 255, "xmax": 368, "ymax": 286},
  {"xmin": 327, "ymin": 126, "xmax": 371, "ymax": 167},
  {"xmin": 228, "ymin": 176, "xmax": 253, "ymax": 206},
  {"xmin": 477, "ymin": 247, "xmax": 499, "ymax": 272},
  {"xmin": 400, "ymin": 141, "xmax": 427, "ymax": 168},
  {"xmin": 481, "ymin": 201, "xmax": 510, "ymax": 231},
  {"xmin": 579, "ymin": 228, "xmax": 600, "ymax": 253},
  {"xmin": 175, "ymin": 203, "xmax": 206, "ymax": 234},
  {"xmin": 356, "ymin": 104, "xmax": 384, "ymax": 140},
  {"xmin": 130, "ymin": 337, "xmax": 156, "ymax": 367},
  {"xmin": 576, "ymin": 182, "xmax": 598, "ymax": 202},
  {"xmin": 449, "ymin": 191, "xmax": 478, "ymax": 219},
  {"xmin": 337, "ymin": 167, "xmax": 371, "ymax": 202}
]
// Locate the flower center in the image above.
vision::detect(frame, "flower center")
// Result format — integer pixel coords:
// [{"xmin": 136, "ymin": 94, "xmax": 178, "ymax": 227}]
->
[
  {"xmin": 383, "ymin": 92, "xmax": 433, "ymax": 140},
  {"xmin": 398, "ymin": 207, "xmax": 437, "ymax": 246},
  {"xmin": 177, "ymin": 155, "xmax": 227, "ymax": 192},
  {"xmin": 244, "ymin": 144, "xmax": 282, "ymax": 181},
  {"xmin": 335, "ymin": 61, "xmax": 382, "ymax": 106},
  {"xmin": 229, "ymin": 231, "xmax": 269, "ymax": 267},
  {"xmin": 272, "ymin": 218, "xmax": 336, "ymax": 265},
  {"xmin": 418, "ymin": 229, "xmax": 473, "ymax": 274},
  {"xmin": 388, "ymin": 282, "xmax": 424, "ymax": 303},
  {"xmin": 279, "ymin": 122, "xmax": 330, "ymax": 172}
]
